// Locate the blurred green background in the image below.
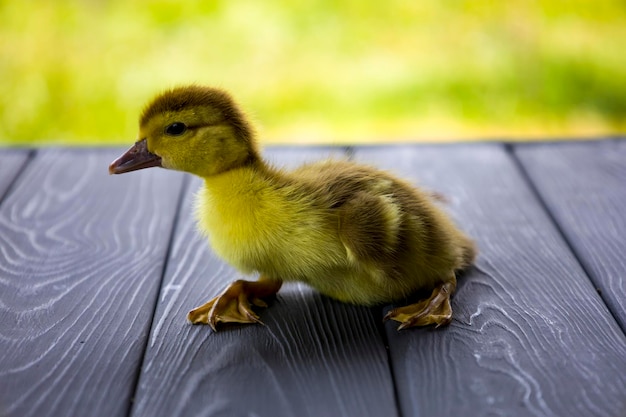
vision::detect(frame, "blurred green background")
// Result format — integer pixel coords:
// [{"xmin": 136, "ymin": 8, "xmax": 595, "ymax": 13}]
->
[{"xmin": 1, "ymin": 0, "xmax": 625, "ymax": 145}]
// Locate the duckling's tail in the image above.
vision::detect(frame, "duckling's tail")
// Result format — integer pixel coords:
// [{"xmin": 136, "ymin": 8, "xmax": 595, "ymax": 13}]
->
[
  {"xmin": 457, "ymin": 234, "xmax": 477, "ymax": 271},
  {"xmin": 428, "ymin": 190, "xmax": 449, "ymax": 204}
]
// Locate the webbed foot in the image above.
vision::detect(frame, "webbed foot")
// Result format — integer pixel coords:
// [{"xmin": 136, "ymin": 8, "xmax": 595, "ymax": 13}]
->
[
  {"xmin": 384, "ymin": 281, "xmax": 455, "ymax": 330},
  {"xmin": 188, "ymin": 278, "xmax": 282, "ymax": 331}
]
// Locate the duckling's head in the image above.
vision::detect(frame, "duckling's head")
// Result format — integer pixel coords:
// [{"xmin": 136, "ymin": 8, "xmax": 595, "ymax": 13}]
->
[{"xmin": 109, "ymin": 85, "xmax": 259, "ymax": 177}]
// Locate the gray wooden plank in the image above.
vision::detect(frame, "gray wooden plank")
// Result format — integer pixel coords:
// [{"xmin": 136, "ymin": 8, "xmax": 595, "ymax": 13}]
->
[
  {"xmin": 353, "ymin": 144, "xmax": 626, "ymax": 417},
  {"xmin": 0, "ymin": 149, "xmax": 31, "ymax": 203},
  {"xmin": 0, "ymin": 148, "xmax": 185, "ymax": 417},
  {"xmin": 131, "ymin": 146, "xmax": 399, "ymax": 417},
  {"xmin": 514, "ymin": 139, "xmax": 626, "ymax": 331}
]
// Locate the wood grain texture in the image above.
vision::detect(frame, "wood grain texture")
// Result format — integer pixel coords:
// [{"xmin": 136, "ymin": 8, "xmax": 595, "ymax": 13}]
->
[
  {"xmin": 131, "ymin": 147, "xmax": 399, "ymax": 417},
  {"xmin": 353, "ymin": 144, "xmax": 626, "ymax": 417},
  {"xmin": 0, "ymin": 149, "xmax": 31, "ymax": 203},
  {"xmin": 0, "ymin": 148, "xmax": 185, "ymax": 417},
  {"xmin": 514, "ymin": 139, "xmax": 626, "ymax": 331}
]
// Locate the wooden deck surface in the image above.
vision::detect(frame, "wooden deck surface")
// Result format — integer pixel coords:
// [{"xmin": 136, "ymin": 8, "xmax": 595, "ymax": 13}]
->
[{"xmin": 1, "ymin": 140, "xmax": 625, "ymax": 417}]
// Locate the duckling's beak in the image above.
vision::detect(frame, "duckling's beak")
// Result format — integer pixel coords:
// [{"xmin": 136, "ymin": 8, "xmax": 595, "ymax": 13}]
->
[{"xmin": 109, "ymin": 139, "xmax": 162, "ymax": 175}]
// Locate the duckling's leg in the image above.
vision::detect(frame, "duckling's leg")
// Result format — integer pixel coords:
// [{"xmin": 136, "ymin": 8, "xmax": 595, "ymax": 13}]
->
[
  {"xmin": 187, "ymin": 276, "xmax": 282, "ymax": 331},
  {"xmin": 384, "ymin": 274, "xmax": 456, "ymax": 330}
]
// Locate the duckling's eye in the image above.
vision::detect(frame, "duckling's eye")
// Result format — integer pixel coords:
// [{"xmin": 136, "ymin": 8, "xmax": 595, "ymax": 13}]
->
[{"xmin": 165, "ymin": 122, "xmax": 187, "ymax": 136}]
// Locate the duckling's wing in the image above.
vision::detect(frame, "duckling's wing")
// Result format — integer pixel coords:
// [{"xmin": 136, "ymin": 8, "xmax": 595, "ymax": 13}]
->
[
  {"xmin": 290, "ymin": 159, "xmax": 429, "ymax": 264},
  {"xmin": 290, "ymin": 159, "xmax": 405, "ymax": 263},
  {"xmin": 337, "ymin": 190, "xmax": 402, "ymax": 264}
]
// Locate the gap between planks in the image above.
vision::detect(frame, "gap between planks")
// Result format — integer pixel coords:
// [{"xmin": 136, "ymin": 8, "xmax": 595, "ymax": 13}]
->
[
  {"xmin": 126, "ymin": 173, "xmax": 191, "ymax": 417},
  {"xmin": 0, "ymin": 148, "xmax": 35, "ymax": 206},
  {"xmin": 506, "ymin": 142, "xmax": 626, "ymax": 337}
]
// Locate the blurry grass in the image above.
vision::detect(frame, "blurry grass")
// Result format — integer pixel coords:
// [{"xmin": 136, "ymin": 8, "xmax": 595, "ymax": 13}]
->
[{"xmin": 1, "ymin": 0, "xmax": 625, "ymax": 145}]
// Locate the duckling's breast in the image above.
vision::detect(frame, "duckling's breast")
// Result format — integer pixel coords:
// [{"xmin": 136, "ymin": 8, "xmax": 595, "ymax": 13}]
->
[{"xmin": 194, "ymin": 174, "xmax": 348, "ymax": 279}]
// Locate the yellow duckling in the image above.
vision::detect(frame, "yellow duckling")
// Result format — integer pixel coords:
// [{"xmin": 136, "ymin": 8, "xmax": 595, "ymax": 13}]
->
[{"xmin": 109, "ymin": 86, "xmax": 476, "ymax": 331}]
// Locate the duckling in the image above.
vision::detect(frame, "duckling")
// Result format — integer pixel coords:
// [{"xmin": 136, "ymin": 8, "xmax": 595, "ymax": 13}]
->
[{"xmin": 109, "ymin": 86, "xmax": 476, "ymax": 331}]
